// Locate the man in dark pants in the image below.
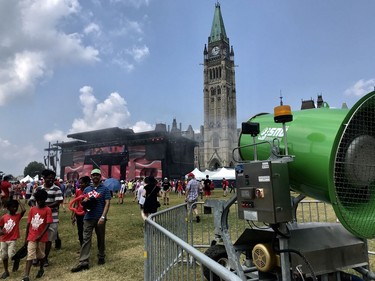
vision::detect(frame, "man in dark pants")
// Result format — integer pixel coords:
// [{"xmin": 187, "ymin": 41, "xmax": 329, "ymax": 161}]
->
[{"xmin": 71, "ymin": 168, "xmax": 111, "ymax": 272}]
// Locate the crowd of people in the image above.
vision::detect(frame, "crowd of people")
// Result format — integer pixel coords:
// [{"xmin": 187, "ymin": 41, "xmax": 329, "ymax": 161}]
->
[
  {"xmin": 0, "ymin": 169, "xmax": 111, "ymax": 281},
  {"xmin": 0, "ymin": 169, "xmax": 234, "ymax": 280}
]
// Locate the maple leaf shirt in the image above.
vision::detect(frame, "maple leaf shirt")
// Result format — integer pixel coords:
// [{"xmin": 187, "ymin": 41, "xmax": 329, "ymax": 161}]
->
[
  {"xmin": 27, "ymin": 206, "xmax": 53, "ymax": 242},
  {"xmin": 0, "ymin": 213, "xmax": 22, "ymax": 242}
]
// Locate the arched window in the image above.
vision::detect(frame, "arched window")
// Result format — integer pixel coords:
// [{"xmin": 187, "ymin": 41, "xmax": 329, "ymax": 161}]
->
[{"xmin": 213, "ymin": 135, "xmax": 219, "ymax": 148}]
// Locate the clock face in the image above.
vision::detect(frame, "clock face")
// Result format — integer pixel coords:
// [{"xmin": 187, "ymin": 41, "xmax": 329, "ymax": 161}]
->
[{"xmin": 211, "ymin": 46, "xmax": 220, "ymax": 56}]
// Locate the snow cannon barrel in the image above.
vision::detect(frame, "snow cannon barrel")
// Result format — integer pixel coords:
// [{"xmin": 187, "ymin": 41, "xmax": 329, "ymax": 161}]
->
[{"xmin": 238, "ymin": 91, "xmax": 375, "ymax": 239}]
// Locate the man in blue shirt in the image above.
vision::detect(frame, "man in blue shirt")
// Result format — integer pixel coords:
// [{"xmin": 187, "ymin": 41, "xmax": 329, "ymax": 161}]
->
[{"xmin": 71, "ymin": 168, "xmax": 111, "ymax": 272}]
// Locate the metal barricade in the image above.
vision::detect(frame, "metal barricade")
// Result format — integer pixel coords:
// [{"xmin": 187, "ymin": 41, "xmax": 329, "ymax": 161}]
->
[
  {"xmin": 144, "ymin": 203, "xmax": 243, "ymax": 281},
  {"xmin": 145, "ymin": 199, "xmax": 374, "ymax": 280},
  {"xmin": 298, "ymin": 199, "xmax": 330, "ymax": 222}
]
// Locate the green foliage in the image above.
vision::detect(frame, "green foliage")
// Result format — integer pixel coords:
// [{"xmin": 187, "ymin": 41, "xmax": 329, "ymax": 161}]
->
[{"xmin": 23, "ymin": 161, "xmax": 45, "ymax": 177}]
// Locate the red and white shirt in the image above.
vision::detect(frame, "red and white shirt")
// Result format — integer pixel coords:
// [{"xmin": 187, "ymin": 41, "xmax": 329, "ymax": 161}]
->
[
  {"xmin": 0, "ymin": 213, "xmax": 22, "ymax": 242},
  {"xmin": 27, "ymin": 206, "xmax": 53, "ymax": 242}
]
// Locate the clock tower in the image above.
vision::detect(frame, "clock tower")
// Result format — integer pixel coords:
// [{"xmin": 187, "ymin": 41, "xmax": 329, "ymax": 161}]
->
[{"xmin": 202, "ymin": 3, "xmax": 237, "ymax": 170}]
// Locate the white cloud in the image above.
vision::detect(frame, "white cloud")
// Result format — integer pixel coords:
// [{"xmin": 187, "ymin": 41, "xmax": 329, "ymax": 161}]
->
[
  {"xmin": 112, "ymin": 45, "xmax": 149, "ymax": 71},
  {"xmin": 84, "ymin": 22, "xmax": 101, "ymax": 36},
  {"xmin": 44, "ymin": 130, "xmax": 69, "ymax": 143},
  {"xmin": 0, "ymin": 0, "xmax": 99, "ymax": 106},
  {"xmin": 109, "ymin": 19, "xmax": 144, "ymax": 37},
  {"xmin": 109, "ymin": 0, "xmax": 151, "ymax": 9},
  {"xmin": 69, "ymin": 86, "xmax": 131, "ymax": 133},
  {"xmin": 69, "ymin": 86, "xmax": 154, "ymax": 133},
  {"xmin": 0, "ymin": 138, "xmax": 11, "ymax": 148},
  {"xmin": 42, "ymin": 85, "xmax": 154, "ymax": 159},
  {"xmin": 0, "ymin": 51, "xmax": 47, "ymax": 105},
  {"xmin": 345, "ymin": 79, "xmax": 375, "ymax": 97},
  {"xmin": 127, "ymin": 45, "xmax": 150, "ymax": 62},
  {"xmin": 112, "ymin": 57, "xmax": 135, "ymax": 72},
  {"xmin": 20, "ymin": 0, "xmax": 81, "ymax": 34},
  {"xmin": 131, "ymin": 121, "xmax": 154, "ymax": 133},
  {"xmin": 0, "ymin": 138, "xmax": 40, "ymax": 176}
]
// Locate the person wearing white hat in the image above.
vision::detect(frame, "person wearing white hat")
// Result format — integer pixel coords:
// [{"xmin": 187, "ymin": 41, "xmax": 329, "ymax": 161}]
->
[{"xmin": 118, "ymin": 180, "xmax": 126, "ymax": 204}]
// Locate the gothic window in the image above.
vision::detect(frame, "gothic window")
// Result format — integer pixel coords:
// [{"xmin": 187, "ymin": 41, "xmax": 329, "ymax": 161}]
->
[
  {"xmin": 217, "ymin": 87, "xmax": 221, "ymax": 101},
  {"xmin": 209, "ymin": 69, "xmax": 212, "ymax": 80},
  {"xmin": 213, "ymin": 135, "xmax": 219, "ymax": 148}
]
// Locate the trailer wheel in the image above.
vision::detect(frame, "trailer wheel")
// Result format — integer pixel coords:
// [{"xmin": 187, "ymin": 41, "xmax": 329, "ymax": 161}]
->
[{"xmin": 203, "ymin": 245, "xmax": 230, "ymax": 281}]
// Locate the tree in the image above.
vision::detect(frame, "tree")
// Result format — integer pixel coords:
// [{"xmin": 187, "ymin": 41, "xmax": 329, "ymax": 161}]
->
[{"xmin": 23, "ymin": 161, "xmax": 45, "ymax": 177}]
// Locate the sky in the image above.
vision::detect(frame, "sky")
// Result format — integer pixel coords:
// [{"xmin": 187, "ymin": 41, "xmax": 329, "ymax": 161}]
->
[{"xmin": 0, "ymin": 0, "xmax": 374, "ymax": 177}]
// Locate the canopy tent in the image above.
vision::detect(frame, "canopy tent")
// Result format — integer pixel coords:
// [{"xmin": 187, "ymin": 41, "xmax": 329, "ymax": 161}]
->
[
  {"xmin": 210, "ymin": 167, "xmax": 236, "ymax": 180},
  {"xmin": 203, "ymin": 169, "xmax": 216, "ymax": 178},
  {"xmin": 185, "ymin": 168, "xmax": 207, "ymax": 180},
  {"xmin": 20, "ymin": 175, "xmax": 33, "ymax": 183}
]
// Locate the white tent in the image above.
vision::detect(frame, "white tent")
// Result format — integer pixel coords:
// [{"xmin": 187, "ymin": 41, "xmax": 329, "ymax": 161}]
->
[
  {"xmin": 203, "ymin": 169, "xmax": 216, "ymax": 178},
  {"xmin": 20, "ymin": 175, "xmax": 33, "ymax": 183},
  {"xmin": 186, "ymin": 168, "xmax": 207, "ymax": 180},
  {"xmin": 210, "ymin": 167, "xmax": 236, "ymax": 180}
]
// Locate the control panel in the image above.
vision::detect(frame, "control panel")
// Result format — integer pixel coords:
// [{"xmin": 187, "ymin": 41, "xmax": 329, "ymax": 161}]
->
[{"xmin": 235, "ymin": 160, "xmax": 293, "ymax": 224}]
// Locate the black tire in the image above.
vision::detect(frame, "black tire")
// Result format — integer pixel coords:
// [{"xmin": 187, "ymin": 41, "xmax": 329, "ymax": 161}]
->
[{"xmin": 203, "ymin": 245, "xmax": 230, "ymax": 281}]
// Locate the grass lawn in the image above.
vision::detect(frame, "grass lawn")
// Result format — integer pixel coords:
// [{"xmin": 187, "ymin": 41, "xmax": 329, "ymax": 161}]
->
[{"xmin": 4, "ymin": 189, "xmax": 375, "ymax": 280}]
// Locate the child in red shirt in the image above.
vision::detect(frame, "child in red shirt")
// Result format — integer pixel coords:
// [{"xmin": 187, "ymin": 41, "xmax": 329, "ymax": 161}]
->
[
  {"xmin": 22, "ymin": 189, "xmax": 53, "ymax": 281},
  {"xmin": 0, "ymin": 199, "xmax": 26, "ymax": 279}
]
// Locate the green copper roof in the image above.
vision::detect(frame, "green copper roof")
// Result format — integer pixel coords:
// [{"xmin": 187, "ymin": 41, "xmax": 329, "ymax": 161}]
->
[{"xmin": 209, "ymin": 3, "xmax": 228, "ymax": 43}]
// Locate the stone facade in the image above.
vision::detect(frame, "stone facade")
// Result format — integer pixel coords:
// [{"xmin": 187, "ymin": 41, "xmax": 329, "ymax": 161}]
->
[{"xmin": 201, "ymin": 3, "xmax": 238, "ymax": 170}]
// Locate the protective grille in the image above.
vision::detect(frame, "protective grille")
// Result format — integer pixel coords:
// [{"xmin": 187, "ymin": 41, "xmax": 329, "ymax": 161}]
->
[{"xmin": 334, "ymin": 93, "xmax": 375, "ymax": 238}]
